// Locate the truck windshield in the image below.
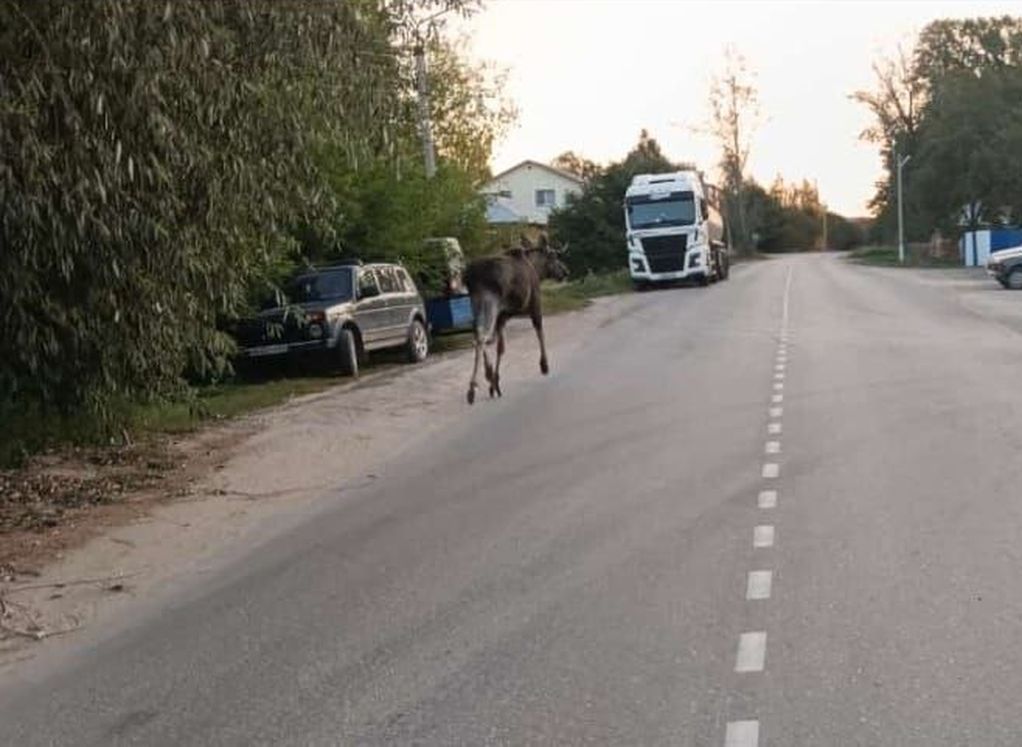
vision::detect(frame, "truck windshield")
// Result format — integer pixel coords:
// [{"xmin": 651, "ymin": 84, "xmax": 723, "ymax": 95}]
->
[
  {"xmin": 286, "ymin": 270, "xmax": 354, "ymax": 303},
  {"xmin": 626, "ymin": 192, "xmax": 696, "ymax": 229}
]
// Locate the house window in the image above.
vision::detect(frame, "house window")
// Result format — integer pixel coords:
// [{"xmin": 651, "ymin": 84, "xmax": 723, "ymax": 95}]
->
[{"xmin": 535, "ymin": 189, "xmax": 556, "ymax": 208}]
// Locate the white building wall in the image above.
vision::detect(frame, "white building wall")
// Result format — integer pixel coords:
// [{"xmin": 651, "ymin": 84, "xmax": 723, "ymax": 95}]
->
[{"xmin": 482, "ymin": 163, "xmax": 582, "ymax": 225}]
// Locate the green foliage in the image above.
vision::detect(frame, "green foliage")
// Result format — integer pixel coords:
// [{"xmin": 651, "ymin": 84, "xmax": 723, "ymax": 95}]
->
[
  {"xmin": 428, "ymin": 38, "xmax": 517, "ymax": 184},
  {"xmin": 915, "ymin": 17, "xmax": 1022, "ymax": 85},
  {"xmin": 1, "ymin": 0, "xmax": 399, "ymax": 411},
  {"xmin": 735, "ymin": 178, "xmax": 862, "ymax": 252},
  {"xmin": 856, "ymin": 16, "xmax": 1022, "ymax": 239},
  {"xmin": 294, "ymin": 33, "xmax": 514, "ymax": 282},
  {"xmin": 0, "ymin": 0, "xmax": 509, "ymax": 461},
  {"xmin": 540, "ymin": 271, "xmax": 632, "ymax": 314},
  {"xmin": 910, "ymin": 67, "xmax": 1022, "ymax": 232}
]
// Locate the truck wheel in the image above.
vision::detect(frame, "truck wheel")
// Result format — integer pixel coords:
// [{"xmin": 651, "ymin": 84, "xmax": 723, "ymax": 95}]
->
[
  {"xmin": 1008, "ymin": 268, "xmax": 1022, "ymax": 290},
  {"xmin": 406, "ymin": 318, "xmax": 429, "ymax": 363},
  {"xmin": 337, "ymin": 328, "xmax": 360, "ymax": 377}
]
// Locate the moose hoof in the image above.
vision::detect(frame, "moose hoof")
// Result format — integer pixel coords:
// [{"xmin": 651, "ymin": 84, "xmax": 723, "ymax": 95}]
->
[
  {"xmin": 540, "ymin": 359, "xmax": 549, "ymax": 375},
  {"xmin": 467, "ymin": 388, "xmax": 476, "ymax": 405}
]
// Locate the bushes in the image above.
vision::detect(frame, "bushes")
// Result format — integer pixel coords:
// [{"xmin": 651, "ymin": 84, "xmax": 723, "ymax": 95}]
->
[
  {"xmin": 1, "ymin": 1, "xmax": 410, "ymax": 413},
  {"xmin": 0, "ymin": 0, "xmax": 507, "ymax": 447}
]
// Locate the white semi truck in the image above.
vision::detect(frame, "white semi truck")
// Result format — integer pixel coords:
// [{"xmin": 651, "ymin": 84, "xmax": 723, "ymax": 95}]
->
[{"xmin": 624, "ymin": 171, "xmax": 730, "ymax": 288}]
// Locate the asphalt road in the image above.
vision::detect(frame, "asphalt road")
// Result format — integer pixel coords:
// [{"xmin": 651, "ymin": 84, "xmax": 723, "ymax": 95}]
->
[{"xmin": 4, "ymin": 254, "xmax": 1022, "ymax": 745}]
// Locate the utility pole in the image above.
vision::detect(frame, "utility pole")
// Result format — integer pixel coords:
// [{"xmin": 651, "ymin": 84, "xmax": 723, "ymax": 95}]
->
[
  {"xmin": 414, "ymin": 42, "xmax": 437, "ymax": 180},
  {"xmin": 897, "ymin": 150, "xmax": 911, "ymax": 263}
]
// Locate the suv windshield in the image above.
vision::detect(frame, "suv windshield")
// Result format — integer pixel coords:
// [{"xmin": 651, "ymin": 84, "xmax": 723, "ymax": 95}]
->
[
  {"xmin": 285, "ymin": 270, "xmax": 354, "ymax": 303},
  {"xmin": 626, "ymin": 191, "xmax": 696, "ymax": 229}
]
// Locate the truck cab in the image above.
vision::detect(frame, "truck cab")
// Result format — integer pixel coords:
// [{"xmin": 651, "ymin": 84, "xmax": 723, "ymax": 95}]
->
[{"xmin": 624, "ymin": 171, "xmax": 729, "ymax": 287}]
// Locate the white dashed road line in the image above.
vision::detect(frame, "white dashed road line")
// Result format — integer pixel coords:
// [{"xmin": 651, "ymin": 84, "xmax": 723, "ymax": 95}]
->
[
  {"xmin": 746, "ymin": 570, "xmax": 773, "ymax": 600},
  {"xmin": 735, "ymin": 631, "xmax": 767, "ymax": 672},
  {"xmin": 753, "ymin": 525, "xmax": 775, "ymax": 548},
  {"xmin": 723, "ymin": 267, "xmax": 793, "ymax": 746},
  {"xmin": 725, "ymin": 720, "xmax": 760, "ymax": 747}
]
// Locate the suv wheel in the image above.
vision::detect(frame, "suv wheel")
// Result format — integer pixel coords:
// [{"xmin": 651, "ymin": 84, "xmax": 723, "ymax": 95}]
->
[
  {"xmin": 337, "ymin": 328, "xmax": 359, "ymax": 377},
  {"xmin": 1008, "ymin": 268, "xmax": 1022, "ymax": 290},
  {"xmin": 406, "ymin": 319, "xmax": 429, "ymax": 363}
]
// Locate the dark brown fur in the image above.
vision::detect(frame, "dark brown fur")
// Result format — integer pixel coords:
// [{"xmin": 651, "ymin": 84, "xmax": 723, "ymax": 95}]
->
[{"xmin": 464, "ymin": 236, "xmax": 568, "ymax": 404}]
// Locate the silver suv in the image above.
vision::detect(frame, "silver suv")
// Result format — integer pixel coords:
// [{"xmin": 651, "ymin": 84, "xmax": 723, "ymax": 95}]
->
[{"xmin": 234, "ymin": 262, "xmax": 429, "ymax": 376}]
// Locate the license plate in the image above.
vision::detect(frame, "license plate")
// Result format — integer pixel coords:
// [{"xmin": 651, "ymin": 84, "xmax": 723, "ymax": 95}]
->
[{"xmin": 246, "ymin": 343, "xmax": 289, "ymax": 357}]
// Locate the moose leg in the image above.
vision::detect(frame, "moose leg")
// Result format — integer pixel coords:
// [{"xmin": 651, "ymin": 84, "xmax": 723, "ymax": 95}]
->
[
  {"xmin": 490, "ymin": 318, "xmax": 507, "ymax": 398},
  {"xmin": 483, "ymin": 345, "xmax": 495, "ymax": 385},
  {"xmin": 467, "ymin": 334, "xmax": 482, "ymax": 405},
  {"xmin": 467, "ymin": 293, "xmax": 497, "ymax": 405},
  {"xmin": 532, "ymin": 311, "xmax": 549, "ymax": 375}
]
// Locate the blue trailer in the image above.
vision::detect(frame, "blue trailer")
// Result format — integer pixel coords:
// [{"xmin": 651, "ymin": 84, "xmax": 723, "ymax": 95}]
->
[
  {"xmin": 417, "ymin": 238, "xmax": 474, "ymax": 334},
  {"xmin": 425, "ymin": 293, "xmax": 473, "ymax": 334}
]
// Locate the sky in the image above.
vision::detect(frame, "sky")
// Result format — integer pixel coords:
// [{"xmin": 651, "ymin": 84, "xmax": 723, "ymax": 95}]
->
[{"xmin": 460, "ymin": 0, "xmax": 1020, "ymax": 217}]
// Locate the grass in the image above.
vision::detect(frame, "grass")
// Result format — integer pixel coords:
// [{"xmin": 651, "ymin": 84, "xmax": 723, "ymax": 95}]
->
[
  {"xmin": 847, "ymin": 245, "xmax": 961, "ymax": 268},
  {"xmin": 126, "ymin": 375, "xmax": 340, "ymax": 435},
  {"xmin": 541, "ymin": 269, "xmax": 634, "ymax": 313},
  {"xmin": 0, "ymin": 374, "xmax": 340, "ymax": 467}
]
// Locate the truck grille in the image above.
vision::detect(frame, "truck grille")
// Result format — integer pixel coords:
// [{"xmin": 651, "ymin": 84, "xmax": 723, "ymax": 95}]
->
[{"xmin": 641, "ymin": 234, "xmax": 688, "ymax": 273}]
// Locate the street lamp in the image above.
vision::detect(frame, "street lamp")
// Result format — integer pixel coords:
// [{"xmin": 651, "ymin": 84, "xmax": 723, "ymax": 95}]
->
[{"xmin": 897, "ymin": 150, "xmax": 911, "ymax": 264}]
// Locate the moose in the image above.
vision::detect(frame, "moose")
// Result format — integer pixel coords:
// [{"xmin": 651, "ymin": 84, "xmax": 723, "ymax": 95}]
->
[{"xmin": 464, "ymin": 235, "xmax": 569, "ymax": 404}]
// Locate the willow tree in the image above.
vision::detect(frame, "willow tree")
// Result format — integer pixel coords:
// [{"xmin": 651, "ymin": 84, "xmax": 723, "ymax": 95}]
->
[{"xmin": 0, "ymin": 0, "xmax": 474, "ymax": 423}]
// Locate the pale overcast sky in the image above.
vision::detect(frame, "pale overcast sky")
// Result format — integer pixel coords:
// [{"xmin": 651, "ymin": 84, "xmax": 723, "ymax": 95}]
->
[{"xmin": 462, "ymin": 0, "xmax": 1020, "ymax": 217}]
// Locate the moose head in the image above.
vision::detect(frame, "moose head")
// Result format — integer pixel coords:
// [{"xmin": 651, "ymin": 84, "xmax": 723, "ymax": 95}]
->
[{"xmin": 517, "ymin": 234, "xmax": 569, "ymax": 282}]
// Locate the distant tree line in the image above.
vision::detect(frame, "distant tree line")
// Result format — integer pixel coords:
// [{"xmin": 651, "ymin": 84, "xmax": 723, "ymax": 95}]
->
[
  {"xmin": 854, "ymin": 16, "xmax": 1022, "ymax": 242},
  {"xmin": 549, "ymin": 132, "xmax": 862, "ymax": 276},
  {"xmin": 0, "ymin": 0, "xmax": 512, "ymax": 441}
]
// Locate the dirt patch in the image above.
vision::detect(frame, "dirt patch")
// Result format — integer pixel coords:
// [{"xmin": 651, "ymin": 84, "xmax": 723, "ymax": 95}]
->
[{"xmin": 0, "ymin": 427, "xmax": 252, "ymax": 575}]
